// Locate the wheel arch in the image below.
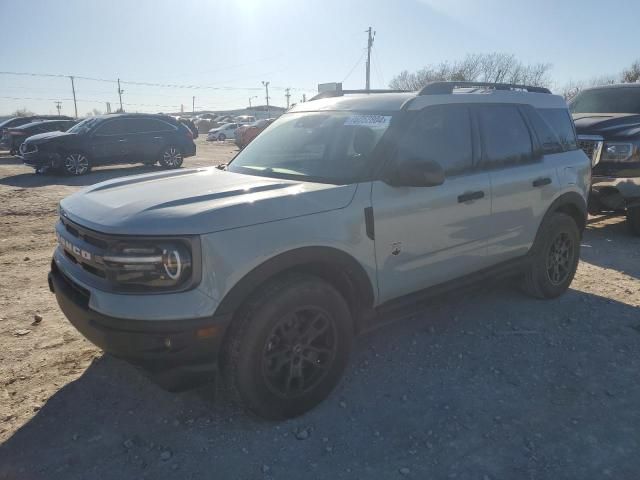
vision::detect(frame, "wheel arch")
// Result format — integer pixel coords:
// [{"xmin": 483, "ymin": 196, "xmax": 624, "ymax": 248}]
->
[
  {"xmin": 214, "ymin": 246, "xmax": 375, "ymax": 333},
  {"xmin": 547, "ymin": 191, "xmax": 587, "ymax": 234}
]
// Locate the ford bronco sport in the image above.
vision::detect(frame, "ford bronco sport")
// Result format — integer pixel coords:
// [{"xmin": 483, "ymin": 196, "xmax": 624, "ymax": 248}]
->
[
  {"xmin": 49, "ymin": 82, "xmax": 590, "ymax": 419},
  {"xmin": 570, "ymin": 83, "xmax": 640, "ymax": 235}
]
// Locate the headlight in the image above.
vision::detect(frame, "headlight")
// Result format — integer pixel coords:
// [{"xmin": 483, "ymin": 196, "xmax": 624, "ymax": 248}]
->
[
  {"xmin": 601, "ymin": 142, "xmax": 635, "ymax": 162},
  {"xmin": 102, "ymin": 240, "xmax": 196, "ymax": 291}
]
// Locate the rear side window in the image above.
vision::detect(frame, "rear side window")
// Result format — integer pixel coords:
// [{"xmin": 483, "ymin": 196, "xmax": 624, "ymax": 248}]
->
[
  {"xmin": 478, "ymin": 105, "xmax": 533, "ymax": 168},
  {"xmin": 126, "ymin": 118, "xmax": 174, "ymax": 133},
  {"xmin": 400, "ymin": 105, "xmax": 473, "ymax": 176},
  {"xmin": 539, "ymin": 109, "xmax": 577, "ymax": 151},
  {"xmin": 526, "ymin": 108, "xmax": 563, "ymax": 154}
]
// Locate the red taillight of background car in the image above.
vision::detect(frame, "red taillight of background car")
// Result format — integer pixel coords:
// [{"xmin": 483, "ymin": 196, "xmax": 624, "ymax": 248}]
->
[{"xmin": 9, "ymin": 130, "xmax": 24, "ymax": 136}]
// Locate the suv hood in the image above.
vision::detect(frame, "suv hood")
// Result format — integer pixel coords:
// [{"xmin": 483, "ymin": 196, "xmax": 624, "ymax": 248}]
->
[
  {"xmin": 60, "ymin": 168, "xmax": 358, "ymax": 235},
  {"xmin": 24, "ymin": 130, "xmax": 74, "ymax": 145},
  {"xmin": 572, "ymin": 113, "xmax": 640, "ymax": 138}
]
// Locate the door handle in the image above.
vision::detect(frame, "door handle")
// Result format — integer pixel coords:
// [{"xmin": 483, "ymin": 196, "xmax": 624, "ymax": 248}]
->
[
  {"xmin": 532, "ymin": 177, "xmax": 552, "ymax": 187},
  {"xmin": 457, "ymin": 190, "xmax": 485, "ymax": 203}
]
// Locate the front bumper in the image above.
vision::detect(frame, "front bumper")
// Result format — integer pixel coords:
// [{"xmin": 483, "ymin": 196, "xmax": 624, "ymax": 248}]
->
[
  {"xmin": 22, "ymin": 149, "xmax": 61, "ymax": 169},
  {"xmin": 590, "ymin": 176, "xmax": 640, "ymax": 210},
  {"xmin": 49, "ymin": 261, "xmax": 231, "ymax": 390}
]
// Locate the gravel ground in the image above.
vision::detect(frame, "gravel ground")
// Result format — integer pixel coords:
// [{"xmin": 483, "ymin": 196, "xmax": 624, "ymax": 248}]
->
[{"xmin": 1, "ymin": 138, "xmax": 639, "ymax": 479}]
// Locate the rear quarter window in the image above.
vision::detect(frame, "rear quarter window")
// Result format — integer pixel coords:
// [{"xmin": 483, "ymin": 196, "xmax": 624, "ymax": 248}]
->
[
  {"xmin": 478, "ymin": 105, "xmax": 533, "ymax": 168},
  {"xmin": 538, "ymin": 108, "xmax": 577, "ymax": 151}
]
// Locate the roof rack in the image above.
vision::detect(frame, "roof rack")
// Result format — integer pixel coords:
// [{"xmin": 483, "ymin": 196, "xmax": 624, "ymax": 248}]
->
[
  {"xmin": 418, "ymin": 81, "xmax": 551, "ymax": 95},
  {"xmin": 310, "ymin": 89, "xmax": 409, "ymax": 101}
]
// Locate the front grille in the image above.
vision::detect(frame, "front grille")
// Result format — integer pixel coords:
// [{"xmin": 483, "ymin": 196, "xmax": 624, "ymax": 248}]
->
[
  {"xmin": 577, "ymin": 136, "xmax": 603, "ymax": 167},
  {"xmin": 58, "ymin": 216, "xmax": 110, "ymax": 279}
]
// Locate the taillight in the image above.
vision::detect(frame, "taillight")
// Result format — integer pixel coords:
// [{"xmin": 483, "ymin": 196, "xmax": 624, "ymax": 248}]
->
[{"xmin": 10, "ymin": 130, "xmax": 24, "ymax": 136}]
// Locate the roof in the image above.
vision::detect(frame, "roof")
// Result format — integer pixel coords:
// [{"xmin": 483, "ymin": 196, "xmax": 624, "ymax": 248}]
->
[
  {"xmin": 289, "ymin": 89, "xmax": 566, "ymax": 113},
  {"xmin": 582, "ymin": 83, "xmax": 640, "ymax": 91}
]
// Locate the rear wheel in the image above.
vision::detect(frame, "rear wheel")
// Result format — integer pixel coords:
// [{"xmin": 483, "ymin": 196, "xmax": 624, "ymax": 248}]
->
[
  {"xmin": 159, "ymin": 145, "xmax": 183, "ymax": 168},
  {"xmin": 63, "ymin": 152, "xmax": 90, "ymax": 176},
  {"xmin": 522, "ymin": 213, "xmax": 580, "ymax": 299},
  {"xmin": 627, "ymin": 207, "xmax": 640, "ymax": 236},
  {"xmin": 223, "ymin": 274, "xmax": 353, "ymax": 420}
]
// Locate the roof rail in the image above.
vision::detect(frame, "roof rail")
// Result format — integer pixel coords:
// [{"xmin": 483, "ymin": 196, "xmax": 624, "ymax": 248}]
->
[
  {"xmin": 310, "ymin": 89, "xmax": 409, "ymax": 101},
  {"xmin": 418, "ymin": 81, "xmax": 551, "ymax": 95}
]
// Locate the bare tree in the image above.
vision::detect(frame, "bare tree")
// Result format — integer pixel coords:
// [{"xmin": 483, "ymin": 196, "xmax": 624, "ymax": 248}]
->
[
  {"xmin": 389, "ymin": 52, "xmax": 552, "ymax": 91},
  {"xmin": 622, "ymin": 60, "xmax": 640, "ymax": 83},
  {"xmin": 12, "ymin": 108, "xmax": 34, "ymax": 117},
  {"xmin": 559, "ymin": 75, "xmax": 618, "ymax": 101}
]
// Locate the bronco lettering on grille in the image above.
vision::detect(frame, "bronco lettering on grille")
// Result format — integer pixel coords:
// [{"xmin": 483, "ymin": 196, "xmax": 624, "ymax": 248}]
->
[{"xmin": 57, "ymin": 232, "xmax": 92, "ymax": 260}]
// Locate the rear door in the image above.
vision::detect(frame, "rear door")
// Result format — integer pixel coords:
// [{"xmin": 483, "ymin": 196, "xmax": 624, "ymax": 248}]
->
[
  {"xmin": 125, "ymin": 118, "xmax": 176, "ymax": 162},
  {"xmin": 372, "ymin": 104, "xmax": 493, "ymax": 303},
  {"xmin": 475, "ymin": 104, "xmax": 560, "ymax": 263},
  {"xmin": 90, "ymin": 119, "xmax": 129, "ymax": 164}
]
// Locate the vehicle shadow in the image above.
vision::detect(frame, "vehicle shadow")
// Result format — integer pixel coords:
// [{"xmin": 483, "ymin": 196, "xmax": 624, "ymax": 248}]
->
[
  {"xmin": 0, "ymin": 164, "xmax": 168, "ymax": 189},
  {"xmin": 2, "ymin": 285, "xmax": 639, "ymax": 479},
  {"xmin": 582, "ymin": 214, "xmax": 640, "ymax": 279}
]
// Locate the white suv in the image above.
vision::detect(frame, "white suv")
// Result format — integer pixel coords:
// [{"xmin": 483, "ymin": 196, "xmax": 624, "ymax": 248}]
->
[{"xmin": 49, "ymin": 82, "xmax": 590, "ymax": 419}]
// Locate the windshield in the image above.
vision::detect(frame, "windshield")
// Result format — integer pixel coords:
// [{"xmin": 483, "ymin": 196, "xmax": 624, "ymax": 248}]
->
[
  {"xmin": 227, "ymin": 111, "xmax": 394, "ymax": 184},
  {"xmin": 67, "ymin": 117, "xmax": 100, "ymax": 134},
  {"xmin": 569, "ymin": 87, "xmax": 640, "ymax": 114}
]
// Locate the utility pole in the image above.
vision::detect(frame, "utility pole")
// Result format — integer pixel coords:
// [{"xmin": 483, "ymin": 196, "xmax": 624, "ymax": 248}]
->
[
  {"xmin": 54, "ymin": 101, "xmax": 62, "ymax": 116},
  {"xmin": 285, "ymin": 88, "xmax": 291, "ymax": 109},
  {"xmin": 192, "ymin": 96, "xmax": 195, "ymax": 113},
  {"xmin": 365, "ymin": 27, "xmax": 375, "ymax": 91},
  {"xmin": 262, "ymin": 81, "xmax": 270, "ymax": 117},
  {"xmin": 106, "ymin": 102, "xmax": 111, "ymax": 114},
  {"xmin": 302, "ymin": 93, "xmax": 306, "ymax": 103},
  {"xmin": 248, "ymin": 96, "xmax": 257, "ymax": 108},
  {"xmin": 117, "ymin": 78, "xmax": 124, "ymax": 112},
  {"xmin": 69, "ymin": 76, "xmax": 78, "ymax": 118}
]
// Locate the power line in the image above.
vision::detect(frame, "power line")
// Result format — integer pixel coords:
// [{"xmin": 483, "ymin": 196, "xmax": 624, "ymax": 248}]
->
[{"xmin": 342, "ymin": 49, "xmax": 367, "ymax": 84}]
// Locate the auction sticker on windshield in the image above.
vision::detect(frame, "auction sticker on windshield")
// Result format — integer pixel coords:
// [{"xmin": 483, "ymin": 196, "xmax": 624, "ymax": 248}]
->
[{"xmin": 344, "ymin": 115, "xmax": 392, "ymax": 128}]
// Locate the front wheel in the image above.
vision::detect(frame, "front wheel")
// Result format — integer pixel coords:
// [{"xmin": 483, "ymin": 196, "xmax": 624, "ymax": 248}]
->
[
  {"xmin": 62, "ymin": 152, "xmax": 91, "ymax": 176},
  {"xmin": 627, "ymin": 207, "xmax": 640, "ymax": 236},
  {"xmin": 223, "ymin": 274, "xmax": 353, "ymax": 420},
  {"xmin": 217, "ymin": 133, "xmax": 226, "ymax": 142},
  {"xmin": 159, "ymin": 145, "xmax": 183, "ymax": 169},
  {"xmin": 522, "ymin": 213, "xmax": 580, "ymax": 299}
]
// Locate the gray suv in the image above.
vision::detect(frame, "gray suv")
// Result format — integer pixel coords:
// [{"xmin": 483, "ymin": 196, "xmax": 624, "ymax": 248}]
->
[{"xmin": 48, "ymin": 82, "xmax": 590, "ymax": 419}]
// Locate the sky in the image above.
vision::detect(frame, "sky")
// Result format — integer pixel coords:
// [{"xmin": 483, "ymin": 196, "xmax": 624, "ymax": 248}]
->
[{"xmin": 1, "ymin": 0, "xmax": 639, "ymax": 116}]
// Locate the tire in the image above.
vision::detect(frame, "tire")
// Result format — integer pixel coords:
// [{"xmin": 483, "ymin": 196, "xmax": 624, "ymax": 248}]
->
[
  {"xmin": 218, "ymin": 133, "xmax": 226, "ymax": 142},
  {"xmin": 62, "ymin": 152, "xmax": 91, "ymax": 176},
  {"xmin": 159, "ymin": 145, "xmax": 183, "ymax": 169},
  {"xmin": 223, "ymin": 274, "xmax": 353, "ymax": 420},
  {"xmin": 9, "ymin": 149, "xmax": 17, "ymax": 156},
  {"xmin": 627, "ymin": 207, "xmax": 640, "ymax": 236},
  {"xmin": 522, "ymin": 213, "xmax": 580, "ymax": 299}
]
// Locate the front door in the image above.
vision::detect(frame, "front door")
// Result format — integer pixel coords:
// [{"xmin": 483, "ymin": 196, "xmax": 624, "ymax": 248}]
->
[
  {"xmin": 90, "ymin": 118, "xmax": 130, "ymax": 164},
  {"xmin": 372, "ymin": 104, "xmax": 492, "ymax": 303}
]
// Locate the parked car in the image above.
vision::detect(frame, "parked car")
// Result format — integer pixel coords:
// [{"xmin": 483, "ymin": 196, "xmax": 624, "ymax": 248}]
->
[
  {"xmin": 1, "ymin": 115, "xmax": 73, "ymax": 154},
  {"xmin": 21, "ymin": 113, "xmax": 196, "ymax": 175},
  {"xmin": 207, "ymin": 122, "xmax": 239, "ymax": 141},
  {"xmin": 49, "ymin": 82, "xmax": 589, "ymax": 420},
  {"xmin": 570, "ymin": 83, "xmax": 640, "ymax": 235},
  {"xmin": 234, "ymin": 115, "xmax": 256, "ymax": 124},
  {"xmin": 235, "ymin": 118, "xmax": 275, "ymax": 149},
  {"xmin": 178, "ymin": 117, "xmax": 199, "ymax": 139},
  {"xmin": 7, "ymin": 119, "xmax": 77, "ymax": 155}
]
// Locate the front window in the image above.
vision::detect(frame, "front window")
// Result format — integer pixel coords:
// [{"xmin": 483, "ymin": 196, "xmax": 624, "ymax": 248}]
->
[
  {"xmin": 67, "ymin": 117, "xmax": 101, "ymax": 134},
  {"xmin": 569, "ymin": 87, "xmax": 640, "ymax": 114},
  {"xmin": 227, "ymin": 111, "xmax": 394, "ymax": 184}
]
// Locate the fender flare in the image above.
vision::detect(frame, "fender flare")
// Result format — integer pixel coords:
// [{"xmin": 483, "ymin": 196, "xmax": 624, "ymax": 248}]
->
[
  {"xmin": 214, "ymin": 246, "xmax": 375, "ymax": 319},
  {"xmin": 534, "ymin": 192, "xmax": 587, "ymax": 247}
]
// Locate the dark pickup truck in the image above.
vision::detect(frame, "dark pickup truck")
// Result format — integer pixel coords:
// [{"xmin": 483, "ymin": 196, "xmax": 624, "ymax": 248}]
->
[{"xmin": 570, "ymin": 84, "xmax": 640, "ymax": 235}]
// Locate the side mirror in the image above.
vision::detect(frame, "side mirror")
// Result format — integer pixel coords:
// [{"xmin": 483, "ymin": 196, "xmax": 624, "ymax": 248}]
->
[{"xmin": 388, "ymin": 158, "xmax": 445, "ymax": 187}]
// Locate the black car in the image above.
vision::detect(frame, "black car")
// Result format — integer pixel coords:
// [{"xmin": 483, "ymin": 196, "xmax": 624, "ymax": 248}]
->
[
  {"xmin": 7, "ymin": 119, "xmax": 77, "ymax": 155},
  {"xmin": 21, "ymin": 113, "xmax": 197, "ymax": 175},
  {"xmin": 570, "ymin": 84, "xmax": 640, "ymax": 235},
  {"xmin": 1, "ymin": 115, "xmax": 73, "ymax": 154}
]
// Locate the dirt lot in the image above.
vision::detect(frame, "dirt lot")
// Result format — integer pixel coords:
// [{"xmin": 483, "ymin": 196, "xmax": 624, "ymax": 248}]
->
[{"xmin": 0, "ymin": 138, "xmax": 639, "ymax": 479}]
